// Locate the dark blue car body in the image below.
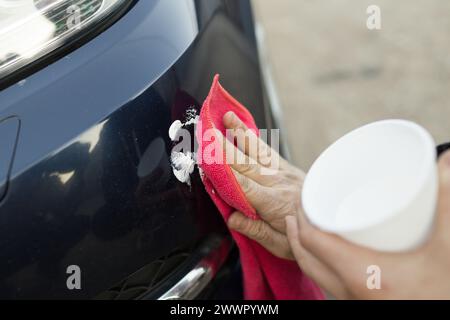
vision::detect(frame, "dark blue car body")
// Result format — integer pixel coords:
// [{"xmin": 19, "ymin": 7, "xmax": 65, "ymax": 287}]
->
[{"xmin": 0, "ymin": 0, "xmax": 277, "ymax": 299}]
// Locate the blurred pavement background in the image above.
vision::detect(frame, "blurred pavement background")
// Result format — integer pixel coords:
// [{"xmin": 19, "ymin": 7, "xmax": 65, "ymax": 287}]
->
[{"xmin": 252, "ymin": 0, "xmax": 450, "ymax": 169}]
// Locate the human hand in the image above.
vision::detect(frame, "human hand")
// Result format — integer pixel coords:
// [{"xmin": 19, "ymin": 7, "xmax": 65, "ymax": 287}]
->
[
  {"xmin": 221, "ymin": 111, "xmax": 305, "ymax": 260},
  {"xmin": 285, "ymin": 150, "xmax": 450, "ymax": 299}
]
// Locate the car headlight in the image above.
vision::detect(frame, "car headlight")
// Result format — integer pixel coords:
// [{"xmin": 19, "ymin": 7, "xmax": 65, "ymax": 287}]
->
[{"xmin": 0, "ymin": 0, "xmax": 131, "ymax": 81}]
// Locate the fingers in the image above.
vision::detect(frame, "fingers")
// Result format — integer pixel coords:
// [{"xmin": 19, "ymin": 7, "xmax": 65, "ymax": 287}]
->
[
  {"xmin": 294, "ymin": 209, "xmax": 381, "ymax": 294},
  {"xmin": 433, "ymin": 150, "xmax": 450, "ymax": 237},
  {"xmin": 223, "ymin": 111, "xmax": 283, "ymax": 169},
  {"xmin": 437, "ymin": 151, "xmax": 450, "ymax": 221},
  {"xmin": 285, "ymin": 216, "xmax": 350, "ymax": 299},
  {"xmin": 228, "ymin": 211, "xmax": 294, "ymax": 260},
  {"xmin": 215, "ymin": 129, "xmax": 270, "ymax": 186},
  {"xmin": 231, "ymin": 169, "xmax": 284, "ymax": 216}
]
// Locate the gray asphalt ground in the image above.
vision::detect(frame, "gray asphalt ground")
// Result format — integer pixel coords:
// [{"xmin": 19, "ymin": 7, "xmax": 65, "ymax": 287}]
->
[{"xmin": 252, "ymin": 0, "xmax": 450, "ymax": 169}]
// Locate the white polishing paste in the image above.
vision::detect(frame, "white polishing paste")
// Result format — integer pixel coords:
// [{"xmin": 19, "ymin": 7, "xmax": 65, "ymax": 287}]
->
[
  {"xmin": 169, "ymin": 108, "xmax": 200, "ymax": 186},
  {"xmin": 171, "ymin": 151, "xmax": 196, "ymax": 186},
  {"xmin": 168, "ymin": 120, "xmax": 183, "ymax": 141}
]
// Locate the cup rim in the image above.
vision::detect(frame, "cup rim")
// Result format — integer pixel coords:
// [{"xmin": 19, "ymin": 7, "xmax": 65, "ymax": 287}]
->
[{"xmin": 302, "ymin": 119, "xmax": 436, "ymax": 233}]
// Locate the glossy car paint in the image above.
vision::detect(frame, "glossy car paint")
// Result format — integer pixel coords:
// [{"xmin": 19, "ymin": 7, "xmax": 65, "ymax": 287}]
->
[{"xmin": 0, "ymin": 0, "xmax": 271, "ymax": 299}]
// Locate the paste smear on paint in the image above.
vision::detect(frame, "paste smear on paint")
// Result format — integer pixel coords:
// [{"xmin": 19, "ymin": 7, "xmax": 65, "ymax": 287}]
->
[
  {"xmin": 169, "ymin": 108, "xmax": 200, "ymax": 186},
  {"xmin": 171, "ymin": 151, "xmax": 196, "ymax": 186}
]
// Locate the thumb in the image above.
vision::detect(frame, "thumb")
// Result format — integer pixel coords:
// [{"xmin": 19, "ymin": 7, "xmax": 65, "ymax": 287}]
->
[{"xmin": 228, "ymin": 212, "xmax": 294, "ymax": 260}]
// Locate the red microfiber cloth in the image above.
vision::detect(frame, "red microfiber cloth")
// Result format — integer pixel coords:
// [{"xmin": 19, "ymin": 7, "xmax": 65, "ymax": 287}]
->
[{"xmin": 196, "ymin": 75, "xmax": 324, "ymax": 300}]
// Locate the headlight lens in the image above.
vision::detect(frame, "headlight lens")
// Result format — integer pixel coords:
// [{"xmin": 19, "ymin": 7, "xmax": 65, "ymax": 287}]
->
[{"xmin": 0, "ymin": 0, "xmax": 129, "ymax": 80}]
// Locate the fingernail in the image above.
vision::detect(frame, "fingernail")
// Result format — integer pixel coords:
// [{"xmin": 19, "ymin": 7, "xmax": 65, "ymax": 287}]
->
[
  {"xmin": 285, "ymin": 216, "xmax": 295, "ymax": 226},
  {"xmin": 228, "ymin": 214, "xmax": 238, "ymax": 229},
  {"xmin": 285, "ymin": 216, "xmax": 299, "ymax": 236},
  {"xmin": 224, "ymin": 111, "xmax": 236, "ymax": 123}
]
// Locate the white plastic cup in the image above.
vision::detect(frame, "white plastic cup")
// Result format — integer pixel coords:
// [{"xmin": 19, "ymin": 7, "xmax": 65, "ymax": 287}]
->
[{"xmin": 302, "ymin": 120, "xmax": 438, "ymax": 252}]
